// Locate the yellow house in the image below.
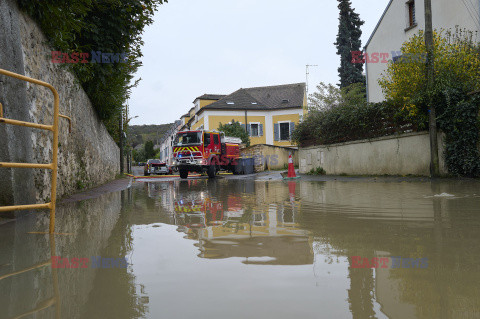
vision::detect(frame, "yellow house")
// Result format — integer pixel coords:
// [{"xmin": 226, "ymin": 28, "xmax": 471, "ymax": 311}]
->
[{"xmin": 189, "ymin": 83, "xmax": 307, "ymax": 147}]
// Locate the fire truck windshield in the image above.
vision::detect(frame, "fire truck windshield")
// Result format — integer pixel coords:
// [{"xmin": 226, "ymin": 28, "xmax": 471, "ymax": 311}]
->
[{"xmin": 174, "ymin": 132, "xmax": 202, "ymax": 146}]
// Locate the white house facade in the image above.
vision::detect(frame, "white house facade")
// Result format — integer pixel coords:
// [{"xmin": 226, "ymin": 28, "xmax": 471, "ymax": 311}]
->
[
  {"xmin": 365, "ymin": 0, "xmax": 480, "ymax": 103},
  {"xmin": 159, "ymin": 120, "xmax": 181, "ymax": 165}
]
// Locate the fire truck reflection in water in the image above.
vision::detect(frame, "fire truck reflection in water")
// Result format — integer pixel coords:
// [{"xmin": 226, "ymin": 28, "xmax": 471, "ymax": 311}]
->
[{"xmin": 174, "ymin": 196, "xmax": 224, "ymax": 237}]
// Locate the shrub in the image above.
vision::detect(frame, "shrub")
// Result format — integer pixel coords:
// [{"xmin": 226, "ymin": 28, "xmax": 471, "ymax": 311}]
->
[
  {"xmin": 307, "ymin": 167, "xmax": 326, "ymax": 175},
  {"xmin": 379, "ymin": 28, "xmax": 480, "ymax": 177},
  {"xmin": 437, "ymin": 87, "xmax": 480, "ymax": 177},
  {"xmin": 218, "ymin": 120, "xmax": 250, "ymax": 147},
  {"xmin": 293, "ymin": 100, "xmax": 421, "ymax": 147}
]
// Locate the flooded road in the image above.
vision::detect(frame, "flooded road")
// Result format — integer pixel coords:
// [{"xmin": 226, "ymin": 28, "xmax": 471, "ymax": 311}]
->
[{"xmin": 1, "ymin": 177, "xmax": 480, "ymax": 318}]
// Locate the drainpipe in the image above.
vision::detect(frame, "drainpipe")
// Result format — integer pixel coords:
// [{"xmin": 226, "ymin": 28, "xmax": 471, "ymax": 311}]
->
[
  {"xmin": 364, "ymin": 47, "xmax": 369, "ymax": 103},
  {"xmin": 244, "ymin": 109, "xmax": 248, "ymax": 133}
]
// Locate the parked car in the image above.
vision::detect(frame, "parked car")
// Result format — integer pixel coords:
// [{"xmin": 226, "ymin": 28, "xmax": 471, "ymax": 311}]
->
[{"xmin": 144, "ymin": 159, "xmax": 170, "ymax": 176}]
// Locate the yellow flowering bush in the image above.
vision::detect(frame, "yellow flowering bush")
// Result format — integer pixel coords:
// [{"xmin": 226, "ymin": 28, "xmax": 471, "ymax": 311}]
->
[
  {"xmin": 380, "ymin": 28, "xmax": 480, "ymax": 177},
  {"xmin": 379, "ymin": 29, "xmax": 480, "ymax": 116}
]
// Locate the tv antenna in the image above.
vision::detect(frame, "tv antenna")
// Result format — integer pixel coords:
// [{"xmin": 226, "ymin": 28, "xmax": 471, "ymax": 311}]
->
[{"xmin": 306, "ymin": 64, "xmax": 318, "ymax": 101}]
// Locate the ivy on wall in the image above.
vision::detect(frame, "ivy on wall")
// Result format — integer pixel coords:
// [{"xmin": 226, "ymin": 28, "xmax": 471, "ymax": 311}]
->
[
  {"xmin": 437, "ymin": 87, "xmax": 480, "ymax": 177},
  {"xmin": 16, "ymin": 0, "xmax": 167, "ymax": 136}
]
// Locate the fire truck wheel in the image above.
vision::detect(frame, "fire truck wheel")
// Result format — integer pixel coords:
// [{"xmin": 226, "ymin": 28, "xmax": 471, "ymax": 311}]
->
[
  {"xmin": 207, "ymin": 164, "xmax": 216, "ymax": 179},
  {"xmin": 179, "ymin": 169, "xmax": 188, "ymax": 179}
]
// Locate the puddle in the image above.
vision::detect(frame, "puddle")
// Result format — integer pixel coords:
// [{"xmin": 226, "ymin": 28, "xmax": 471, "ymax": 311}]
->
[{"xmin": 1, "ymin": 178, "xmax": 480, "ymax": 318}]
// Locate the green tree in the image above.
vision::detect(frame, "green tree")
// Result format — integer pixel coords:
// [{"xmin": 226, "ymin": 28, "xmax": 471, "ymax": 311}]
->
[
  {"xmin": 334, "ymin": 0, "xmax": 365, "ymax": 88},
  {"xmin": 309, "ymin": 82, "xmax": 366, "ymax": 111},
  {"xmin": 133, "ymin": 149, "xmax": 146, "ymax": 163},
  {"xmin": 17, "ymin": 0, "xmax": 167, "ymax": 135},
  {"xmin": 144, "ymin": 141, "xmax": 156, "ymax": 159},
  {"xmin": 218, "ymin": 120, "xmax": 250, "ymax": 147}
]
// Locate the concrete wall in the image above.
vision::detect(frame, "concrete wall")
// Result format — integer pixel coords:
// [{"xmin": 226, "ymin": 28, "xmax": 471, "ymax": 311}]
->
[
  {"xmin": 0, "ymin": 0, "xmax": 119, "ymax": 211},
  {"xmin": 366, "ymin": 0, "xmax": 480, "ymax": 103},
  {"xmin": 241, "ymin": 144, "xmax": 298, "ymax": 172},
  {"xmin": 299, "ymin": 132, "xmax": 447, "ymax": 176}
]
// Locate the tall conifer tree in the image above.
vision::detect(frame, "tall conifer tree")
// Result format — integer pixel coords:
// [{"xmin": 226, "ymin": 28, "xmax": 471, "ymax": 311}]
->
[{"xmin": 334, "ymin": 0, "xmax": 365, "ymax": 88}]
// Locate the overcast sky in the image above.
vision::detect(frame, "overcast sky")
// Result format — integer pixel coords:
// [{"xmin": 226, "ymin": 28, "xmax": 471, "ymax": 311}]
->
[{"xmin": 128, "ymin": 0, "xmax": 386, "ymax": 125}]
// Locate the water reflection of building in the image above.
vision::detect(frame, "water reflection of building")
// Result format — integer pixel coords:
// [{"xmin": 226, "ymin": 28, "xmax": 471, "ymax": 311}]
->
[
  {"xmin": 131, "ymin": 178, "xmax": 480, "ymax": 318},
  {"xmin": 154, "ymin": 179, "xmax": 313, "ymax": 265}
]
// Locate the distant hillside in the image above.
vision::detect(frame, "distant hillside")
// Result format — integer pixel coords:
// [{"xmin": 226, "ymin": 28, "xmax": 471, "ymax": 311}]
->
[{"xmin": 128, "ymin": 124, "xmax": 173, "ymax": 148}]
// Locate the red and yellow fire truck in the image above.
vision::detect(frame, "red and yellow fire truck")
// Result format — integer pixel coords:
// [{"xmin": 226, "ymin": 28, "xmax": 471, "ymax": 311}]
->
[{"xmin": 173, "ymin": 130, "xmax": 240, "ymax": 179}]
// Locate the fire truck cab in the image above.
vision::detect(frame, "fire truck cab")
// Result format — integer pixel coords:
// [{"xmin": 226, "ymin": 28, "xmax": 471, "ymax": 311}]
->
[{"xmin": 173, "ymin": 130, "xmax": 240, "ymax": 179}]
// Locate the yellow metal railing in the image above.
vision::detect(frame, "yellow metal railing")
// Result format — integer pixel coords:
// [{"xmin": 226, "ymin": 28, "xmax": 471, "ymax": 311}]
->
[
  {"xmin": 0, "ymin": 68, "xmax": 71, "ymax": 233},
  {"xmin": 0, "ymin": 234, "xmax": 61, "ymax": 319}
]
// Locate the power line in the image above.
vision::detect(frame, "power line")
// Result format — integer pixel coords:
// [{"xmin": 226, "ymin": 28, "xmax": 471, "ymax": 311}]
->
[{"xmin": 461, "ymin": 0, "xmax": 480, "ymax": 29}]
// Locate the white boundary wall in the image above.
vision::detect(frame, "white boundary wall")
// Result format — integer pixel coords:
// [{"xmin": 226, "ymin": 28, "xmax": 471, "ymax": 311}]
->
[{"xmin": 299, "ymin": 132, "xmax": 447, "ymax": 176}]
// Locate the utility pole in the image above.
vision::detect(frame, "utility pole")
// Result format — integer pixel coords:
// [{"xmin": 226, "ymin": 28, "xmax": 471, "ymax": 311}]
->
[{"xmin": 425, "ymin": 0, "xmax": 440, "ymax": 177}]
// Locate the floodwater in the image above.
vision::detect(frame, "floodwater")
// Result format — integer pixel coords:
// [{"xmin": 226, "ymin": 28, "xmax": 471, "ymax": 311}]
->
[{"xmin": 1, "ymin": 177, "xmax": 480, "ymax": 319}]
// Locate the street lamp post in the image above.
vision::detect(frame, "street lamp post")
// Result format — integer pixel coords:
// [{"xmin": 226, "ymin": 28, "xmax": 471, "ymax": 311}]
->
[
  {"xmin": 120, "ymin": 114, "xmax": 139, "ymax": 175},
  {"xmin": 119, "ymin": 115, "xmax": 124, "ymax": 174}
]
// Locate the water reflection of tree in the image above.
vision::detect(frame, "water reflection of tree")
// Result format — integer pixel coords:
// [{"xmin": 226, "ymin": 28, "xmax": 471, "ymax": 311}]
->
[
  {"xmin": 348, "ymin": 267, "xmax": 377, "ymax": 319},
  {"xmin": 384, "ymin": 183, "xmax": 480, "ymax": 319},
  {"xmin": 81, "ymin": 188, "xmax": 148, "ymax": 319},
  {"xmin": 299, "ymin": 181, "xmax": 480, "ymax": 319},
  {"xmin": 223, "ymin": 206, "xmax": 253, "ymax": 234}
]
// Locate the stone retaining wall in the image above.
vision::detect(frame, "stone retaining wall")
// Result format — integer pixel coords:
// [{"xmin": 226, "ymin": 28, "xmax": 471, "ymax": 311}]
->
[{"xmin": 0, "ymin": 0, "xmax": 119, "ymax": 212}]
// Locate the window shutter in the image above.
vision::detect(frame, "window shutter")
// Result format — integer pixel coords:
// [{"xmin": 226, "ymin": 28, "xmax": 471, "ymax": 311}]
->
[
  {"xmin": 259, "ymin": 124, "xmax": 263, "ymax": 136},
  {"xmin": 289, "ymin": 122, "xmax": 295, "ymax": 140},
  {"xmin": 247, "ymin": 124, "xmax": 251, "ymax": 136},
  {"xmin": 274, "ymin": 123, "xmax": 279, "ymax": 141}
]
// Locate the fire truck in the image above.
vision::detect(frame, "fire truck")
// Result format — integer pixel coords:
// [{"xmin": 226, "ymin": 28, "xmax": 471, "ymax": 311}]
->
[{"xmin": 173, "ymin": 130, "xmax": 241, "ymax": 179}]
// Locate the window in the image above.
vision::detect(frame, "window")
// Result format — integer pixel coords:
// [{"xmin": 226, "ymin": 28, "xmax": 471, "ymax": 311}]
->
[
  {"xmin": 174, "ymin": 132, "xmax": 202, "ymax": 146},
  {"xmin": 280, "ymin": 122, "xmax": 290, "ymax": 141},
  {"xmin": 213, "ymin": 134, "xmax": 219, "ymax": 144},
  {"xmin": 407, "ymin": 1, "xmax": 416, "ymax": 28},
  {"xmin": 251, "ymin": 124, "xmax": 259, "ymax": 137},
  {"xmin": 247, "ymin": 123, "xmax": 262, "ymax": 137},
  {"xmin": 274, "ymin": 122, "xmax": 294, "ymax": 141},
  {"xmin": 203, "ymin": 133, "xmax": 211, "ymax": 146}
]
